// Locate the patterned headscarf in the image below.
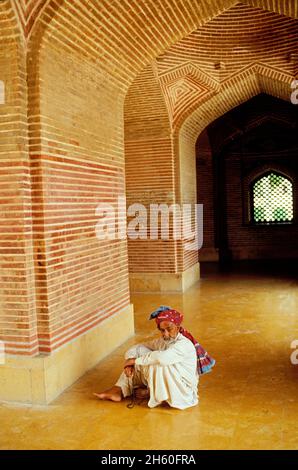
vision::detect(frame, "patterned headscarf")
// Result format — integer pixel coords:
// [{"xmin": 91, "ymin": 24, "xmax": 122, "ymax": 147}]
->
[
  {"xmin": 153, "ymin": 307, "xmax": 183, "ymax": 327},
  {"xmin": 149, "ymin": 305, "xmax": 215, "ymax": 375}
]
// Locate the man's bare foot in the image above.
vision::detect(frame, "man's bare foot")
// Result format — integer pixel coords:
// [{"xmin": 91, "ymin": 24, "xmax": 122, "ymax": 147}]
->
[
  {"xmin": 135, "ymin": 387, "xmax": 150, "ymax": 399},
  {"xmin": 93, "ymin": 386, "xmax": 123, "ymax": 402}
]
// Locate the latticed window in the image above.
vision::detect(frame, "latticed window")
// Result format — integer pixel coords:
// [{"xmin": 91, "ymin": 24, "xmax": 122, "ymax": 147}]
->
[{"xmin": 251, "ymin": 172, "xmax": 294, "ymax": 224}]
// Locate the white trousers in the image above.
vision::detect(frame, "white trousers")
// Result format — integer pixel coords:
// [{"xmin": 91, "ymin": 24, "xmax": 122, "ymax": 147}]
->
[{"xmin": 115, "ymin": 345, "xmax": 151, "ymax": 397}]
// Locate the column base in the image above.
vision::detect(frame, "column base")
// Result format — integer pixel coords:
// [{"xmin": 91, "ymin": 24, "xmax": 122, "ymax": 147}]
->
[
  {"xmin": 0, "ymin": 304, "xmax": 134, "ymax": 405},
  {"xmin": 129, "ymin": 262, "xmax": 200, "ymax": 293}
]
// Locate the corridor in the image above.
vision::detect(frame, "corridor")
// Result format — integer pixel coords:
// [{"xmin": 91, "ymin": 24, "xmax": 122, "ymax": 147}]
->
[{"xmin": 0, "ymin": 263, "xmax": 297, "ymax": 450}]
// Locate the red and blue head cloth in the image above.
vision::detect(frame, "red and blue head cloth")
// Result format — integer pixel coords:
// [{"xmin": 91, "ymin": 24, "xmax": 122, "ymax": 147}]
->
[{"xmin": 149, "ymin": 305, "xmax": 215, "ymax": 375}]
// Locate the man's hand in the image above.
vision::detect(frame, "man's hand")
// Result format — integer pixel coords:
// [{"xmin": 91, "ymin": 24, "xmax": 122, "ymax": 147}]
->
[
  {"xmin": 124, "ymin": 358, "xmax": 136, "ymax": 377},
  {"xmin": 124, "ymin": 358, "xmax": 136, "ymax": 368},
  {"xmin": 124, "ymin": 365, "xmax": 134, "ymax": 377}
]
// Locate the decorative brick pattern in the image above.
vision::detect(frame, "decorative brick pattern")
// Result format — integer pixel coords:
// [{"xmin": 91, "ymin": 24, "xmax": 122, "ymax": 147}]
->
[
  {"xmin": 11, "ymin": 0, "xmax": 48, "ymax": 42},
  {"xmin": 125, "ymin": 2, "xmax": 297, "ymax": 274}
]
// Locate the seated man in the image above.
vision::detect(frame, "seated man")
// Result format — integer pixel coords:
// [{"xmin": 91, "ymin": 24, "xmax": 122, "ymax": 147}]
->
[{"xmin": 94, "ymin": 306, "xmax": 215, "ymax": 410}]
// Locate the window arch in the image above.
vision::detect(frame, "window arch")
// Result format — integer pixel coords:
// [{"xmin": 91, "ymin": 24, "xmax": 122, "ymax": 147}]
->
[{"xmin": 250, "ymin": 171, "xmax": 294, "ymax": 224}]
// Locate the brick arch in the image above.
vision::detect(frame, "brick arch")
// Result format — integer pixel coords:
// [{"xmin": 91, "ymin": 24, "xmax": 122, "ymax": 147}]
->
[
  {"xmin": 179, "ymin": 72, "xmax": 293, "ymax": 169},
  {"xmin": 194, "ymin": 94, "xmax": 298, "ymax": 261},
  {"xmin": 121, "ymin": 1, "xmax": 297, "ymax": 275},
  {"xmin": 23, "ymin": 0, "xmax": 298, "ymax": 72},
  {"xmin": 10, "ymin": 0, "xmax": 50, "ymax": 43},
  {"xmin": 178, "ymin": 67, "xmax": 294, "ymax": 141},
  {"xmin": 4, "ymin": 0, "xmax": 296, "ymax": 354},
  {"xmin": 26, "ymin": 0, "xmax": 237, "ymax": 75},
  {"xmin": 175, "ymin": 72, "xmax": 294, "ymax": 271},
  {"xmin": 25, "ymin": 0, "xmax": 242, "ymax": 353}
]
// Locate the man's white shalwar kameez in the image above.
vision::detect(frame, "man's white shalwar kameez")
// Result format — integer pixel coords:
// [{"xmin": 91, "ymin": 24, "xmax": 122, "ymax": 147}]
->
[{"xmin": 115, "ymin": 333, "xmax": 199, "ymax": 410}]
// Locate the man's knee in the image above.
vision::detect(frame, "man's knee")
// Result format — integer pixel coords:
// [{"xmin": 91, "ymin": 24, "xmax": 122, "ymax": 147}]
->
[
  {"xmin": 135, "ymin": 345, "xmax": 152, "ymax": 357},
  {"xmin": 125, "ymin": 344, "xmax": 152, "ymax": 361}
]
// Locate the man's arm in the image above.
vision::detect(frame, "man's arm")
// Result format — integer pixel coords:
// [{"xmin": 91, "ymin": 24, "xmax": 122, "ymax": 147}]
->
[
  {"xmin": 124, "ymin": 339, "xmax": 162, "ymax": 360},
  {"xmin": 134, "ymin": 340, "xmax": 193, "ymax": 367},
  {"xmin": 123, "ymin": 339, "xmax": 163, "ymax": 375}
]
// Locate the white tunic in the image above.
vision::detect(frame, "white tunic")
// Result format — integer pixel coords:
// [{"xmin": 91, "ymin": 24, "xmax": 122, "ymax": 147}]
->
[{"xmin": 116, "ymin": 333, "xmax": 199, "ymax": 410}]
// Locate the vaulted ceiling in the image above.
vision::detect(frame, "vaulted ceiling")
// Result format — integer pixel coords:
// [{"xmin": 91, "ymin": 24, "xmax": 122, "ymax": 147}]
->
[
  {"xmin": 153, "ymin": 2, "xmax": 298, "ymax": 127},
  {"xmin": 10, "ymin": 0, "xmax": 48, "ymax": 40},
  {"xmin": 3, "ymin": 0, "xmax": 298, "ymax": 134}
]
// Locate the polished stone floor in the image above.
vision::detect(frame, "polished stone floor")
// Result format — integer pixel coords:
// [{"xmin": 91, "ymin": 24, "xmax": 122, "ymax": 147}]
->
[{"xmin": 0, "ymin": 262, "xmax": 297, "ymax": 450}]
